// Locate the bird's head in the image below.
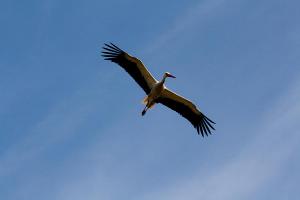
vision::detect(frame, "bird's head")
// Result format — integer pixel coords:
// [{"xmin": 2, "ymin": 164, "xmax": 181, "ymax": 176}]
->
[{"xmin": 164, "ymin": 72, "xmax": 176, "ymax": 79}]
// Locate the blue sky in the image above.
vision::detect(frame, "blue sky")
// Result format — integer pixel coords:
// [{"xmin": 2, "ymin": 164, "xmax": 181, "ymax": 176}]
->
[{"xmin": 1, "ymin": 0, "xmax": 300, "ymax": 199}]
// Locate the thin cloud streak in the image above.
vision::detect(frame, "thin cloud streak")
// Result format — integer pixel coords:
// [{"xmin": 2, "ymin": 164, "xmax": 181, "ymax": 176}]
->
[
  {"xmin": 142, "ymin": 0, "xmax": 227, "ymax": 56},
  {"xmin": 139, "ymin": 79, "xmax": 300, "ymax": 200},
  {"xmin": 47, "ymin": 79, "xmax": 300, "ymax": 200},
  {"xmin": 0, "ymin": 72, "xmax": 113, "ymax": 177}
]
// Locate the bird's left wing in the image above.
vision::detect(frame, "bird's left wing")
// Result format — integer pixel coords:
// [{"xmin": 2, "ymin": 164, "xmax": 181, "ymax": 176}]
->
[
  {"xmin": 157, "ymin": 88, "xmax": 215, "ymax": 136},
  {"xmin": 101, "ymin": 43, "xmax": 157, "ymax": 94}
]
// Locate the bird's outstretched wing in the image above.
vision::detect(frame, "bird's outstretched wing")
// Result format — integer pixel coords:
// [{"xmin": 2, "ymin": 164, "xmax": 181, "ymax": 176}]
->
[
  {"xmin": 157, "ymin": 88, "xmax": 215, "ymax": 136},
  {"xmin": 101, "ymin": 43, "xmax": 157, "ymax": 94}
]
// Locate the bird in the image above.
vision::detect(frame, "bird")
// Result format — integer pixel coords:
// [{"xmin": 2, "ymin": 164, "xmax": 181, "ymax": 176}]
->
[{"xmin": 101, "ymin": 43, "xmax": 215, "ymax": 136}]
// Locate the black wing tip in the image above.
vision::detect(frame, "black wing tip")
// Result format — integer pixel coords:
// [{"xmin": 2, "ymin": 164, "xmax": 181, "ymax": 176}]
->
[
  {"xmin": 195, "ymin": 114, "xmax": 215, "ymax": 137},
  {"xmin": 109, "ymin": 42, "xmax": 123, "ymax": 51},
  {"xmin": 103, "ymin": 42, "xmax": 123, "ymax": 52},
  {"xmin": 101, "ymin": 42, "xmax": 125, "ymax": 61},
  {"xmin": 204, "ymin": 115, "xmax": 216, "ymax": 124}
]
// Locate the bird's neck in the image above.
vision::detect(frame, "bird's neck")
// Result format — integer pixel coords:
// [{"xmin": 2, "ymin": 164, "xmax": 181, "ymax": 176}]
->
[{"xmin": 160, "ymin": 75, "xmax": 167, "ymax": 84}]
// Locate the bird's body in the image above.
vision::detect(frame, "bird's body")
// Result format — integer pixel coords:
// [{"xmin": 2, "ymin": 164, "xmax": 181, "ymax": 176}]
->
[
  {"xmin": 142, "ymin": 81, "xmax": 163, "ymax": 109},
  {"xmin": 101, "ymin": 43, "xmax": 215, "ymax": 136},
  {"xmin": 141, "ymin": 73, "xmax": 175, "ymax": 115}
]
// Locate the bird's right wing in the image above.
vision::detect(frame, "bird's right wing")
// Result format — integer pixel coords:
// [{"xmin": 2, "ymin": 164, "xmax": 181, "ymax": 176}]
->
[
  {"xmin": 157, "ymin": 88, "xmax": 215, "ymax": 136},
  {"xmin": 101, "ymin": 43, "xmax": 157, "ymax": 94}
]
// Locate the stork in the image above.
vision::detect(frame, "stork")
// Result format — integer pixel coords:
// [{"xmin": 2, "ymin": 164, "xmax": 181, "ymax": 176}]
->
[{"xmin": 101, "ymin": 43, "xmax": 215, "ymax": 136}]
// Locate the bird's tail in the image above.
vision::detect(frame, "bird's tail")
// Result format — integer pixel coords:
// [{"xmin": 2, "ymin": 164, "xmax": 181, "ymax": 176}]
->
[
  {"xmin": 141, "ymin": 96, "xmax": 156, "ymax": 110},
  {"xmin": 142, "ymin": 96, "xmax": 148, "ymax": 105}
]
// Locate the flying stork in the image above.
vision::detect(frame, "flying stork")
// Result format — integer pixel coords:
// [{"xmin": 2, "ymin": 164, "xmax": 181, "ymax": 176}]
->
[{"xmin": 101, "ymin": 43, "xmax": 215, "ymax": 136}]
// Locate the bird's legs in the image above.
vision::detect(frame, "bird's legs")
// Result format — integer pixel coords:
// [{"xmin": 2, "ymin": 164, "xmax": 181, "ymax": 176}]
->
[
  {"xmin": 142, "ymin": 105, "xmax": 148, "ymax": 116},
  {"xmin": 141, "ymin": 101, "xmax": 155, "ymax": 116}
]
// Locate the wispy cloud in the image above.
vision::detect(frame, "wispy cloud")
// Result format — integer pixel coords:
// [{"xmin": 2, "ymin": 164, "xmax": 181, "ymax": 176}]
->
[
  {"xmin": 139, "ymin": 79, "xmax": 300, "ymax": 200},
  {"xmin": 0, "ymin": 72, "xmax": 113, "ymax": 177},
  {"xmin": 142, "ymin": 0, "xmax": 227, "ymax": 56},
  {"xmin": 38, "ymin": 77, "xmax": 300, "ymax": 200}
]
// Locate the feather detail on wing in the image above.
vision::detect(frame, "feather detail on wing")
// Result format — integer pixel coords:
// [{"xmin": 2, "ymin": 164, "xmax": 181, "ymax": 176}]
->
[
  {"xmin": 101, "ymin": 43, "xmax": 157, "ymax": 94},
  {"xmin": 157, "ymin": 89, "xmax": 215, "ymax": 136}
]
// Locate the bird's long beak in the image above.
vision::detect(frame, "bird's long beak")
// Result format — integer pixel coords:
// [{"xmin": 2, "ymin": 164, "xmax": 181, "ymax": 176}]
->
[{"xmin": 167, "ymin": 74, "xmax": 176, "ymax": 78}]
